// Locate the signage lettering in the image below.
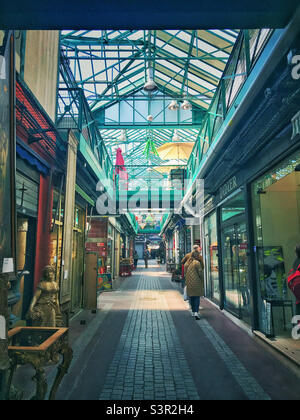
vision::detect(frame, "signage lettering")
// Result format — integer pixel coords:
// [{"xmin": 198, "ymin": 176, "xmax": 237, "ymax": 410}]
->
[{"xmin": 219, "ymin": 176, "xmax": 238, "ymax": 200}]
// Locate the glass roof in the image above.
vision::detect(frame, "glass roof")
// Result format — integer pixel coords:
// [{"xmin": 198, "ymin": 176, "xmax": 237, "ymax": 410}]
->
[
  {"xmin": 60, "ymin": 29, "xmax": 240, "ymax": 180},
  {"xmin": 61, "ymin": 29, "xmax": 239, "ymax": 112}
]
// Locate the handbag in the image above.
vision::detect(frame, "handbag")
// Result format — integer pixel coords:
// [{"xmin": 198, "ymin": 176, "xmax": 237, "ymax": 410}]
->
[
  {"xmin": 287, "ymin": 264, "xmax": 300, "ymax": 303},
  {"xmin": 183, "ymin": 286, "xmax": 189, "ymax": 301}
]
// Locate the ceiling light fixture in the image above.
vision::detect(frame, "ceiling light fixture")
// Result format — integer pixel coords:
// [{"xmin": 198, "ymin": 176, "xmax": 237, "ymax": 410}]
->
[
  {"xmin": 172, "ymin": 129, "xmax": 180, "ymax": 142},
  {"xmin": 143, "ymin": 64, "xmax": 158, "ymax": 93},
  {"xmin": 181, "ymin": 99, "xmax": 192, "ymax": 110},
  {"xmin": 119, "ymin": 129, "xmax": 127, "ymax": 142},
  {"xmin": 181, "ymin": 84, "xmax": 192, "ymax": 110},
  {"xmin": 168, "ymin": 100, "xmax": 179, "ymax": 111}
]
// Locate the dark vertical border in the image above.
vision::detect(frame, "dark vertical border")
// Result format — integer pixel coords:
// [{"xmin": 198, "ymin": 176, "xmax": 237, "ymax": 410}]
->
[
  {"xmin": 10, "ymin": 32, "xmax": 17, "ymax": 276},
  {"xmin": 216, "ymin": 205, "xmax": 225, "ymax": 310},
  {"xmin": 245, "ymin": 182, "xmax": 259, "ymax": 331}
]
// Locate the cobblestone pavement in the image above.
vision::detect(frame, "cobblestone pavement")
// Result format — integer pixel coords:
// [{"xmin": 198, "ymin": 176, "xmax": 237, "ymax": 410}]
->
[
  {"xmin": 99, "ymin": 274, "xmax": 199, "ymax": 400},
  {"xmin": 51, "ymin": 261, "xmax": 300, "ymax": 401}
]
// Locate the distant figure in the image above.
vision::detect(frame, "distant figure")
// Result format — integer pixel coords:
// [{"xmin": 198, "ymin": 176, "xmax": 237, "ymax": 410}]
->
[
  {"xmin": 143, "ymin": 249, "xmax": 150, "ymax": 269},
  {"xmin": 181, "ymin": 244, "xmax": 204, "ymax": 288},
  {"xmin": 181, "ymin": 244, "xmax": 204, "ymax": 267},
  {"xmin": 184, "ymin": 250, "xmax": 205, "ymax": 320},
  {"xmin": 133, "ymin": 250, "xmax": 139, "ymax": 269},
  {"xmin": 159, "ymin": 242, "xmax": 166, "ymax": 264}
]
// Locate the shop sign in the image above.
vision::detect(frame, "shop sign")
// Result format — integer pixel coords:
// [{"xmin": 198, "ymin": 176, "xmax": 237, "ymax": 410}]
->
[
  {"xmin": 219, "ymin": 176, "xmax": 238, "ymax": 201},
  {"xmin": 291, "ymin": 110, "xmax": 300, "ymax": 140}
]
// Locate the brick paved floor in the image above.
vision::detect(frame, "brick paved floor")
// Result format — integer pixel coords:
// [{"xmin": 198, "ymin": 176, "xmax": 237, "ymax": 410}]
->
[
  {"xmin": 16, "ymin": 261, "xmax": 298, "ymax": 401},
  {"xmin": 99, "ymin": 274, "xmax": 199, "ymax": 400}
]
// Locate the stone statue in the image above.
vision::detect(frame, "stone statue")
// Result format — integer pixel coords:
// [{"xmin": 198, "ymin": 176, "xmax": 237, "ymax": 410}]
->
[{"xmin": 27, "ymin": 266, "xmax": 63, "ymax": 327}]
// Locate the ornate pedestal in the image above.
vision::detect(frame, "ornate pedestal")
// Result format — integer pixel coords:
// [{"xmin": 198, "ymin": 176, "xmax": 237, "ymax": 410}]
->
[{"xmin": 7, "ymin": 327, "xmax": 73, "ymax": 400}]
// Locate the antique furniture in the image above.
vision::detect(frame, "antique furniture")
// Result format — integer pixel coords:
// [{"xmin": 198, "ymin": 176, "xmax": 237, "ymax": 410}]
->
[
  {"xmin": 6, "ymin": 326, "xmax": 73, "ymax": 400},
  {"xmin": 120, "ymin": 258, "xmax": 132, "ymax": 277}
]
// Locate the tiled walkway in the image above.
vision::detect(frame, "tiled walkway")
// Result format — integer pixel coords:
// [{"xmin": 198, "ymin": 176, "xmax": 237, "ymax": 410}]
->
[
  {"xmin": 99, "ymin": 274, "xmax": 199, "ymax": 400},
  {"xmin": 39, "ymin": 262, "xmax": 300, "ymax": 400}
]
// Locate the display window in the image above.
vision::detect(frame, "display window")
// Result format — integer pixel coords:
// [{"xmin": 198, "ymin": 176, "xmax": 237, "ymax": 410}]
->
[
  {"xmin": 50, "ymin": 190, "xmax": 64, "ymax": 282},
  {"xmin": 204, "ymin": 211, "xmax": 220, "ymax": 304},
  {"xmin": 70, "ymin": 204, "xmax": 85, "ymax": 313},
  {"xmin": 220, "ymin": 191, "xmax": 252, "ymax": 324},
  {"xmin": 252, "ymin": 150, "xmax": 300, "ymax": 337}
]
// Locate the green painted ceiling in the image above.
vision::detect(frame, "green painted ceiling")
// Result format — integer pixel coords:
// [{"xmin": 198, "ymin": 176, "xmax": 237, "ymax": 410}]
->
[{"xmin": 60, "ymin": 29, "xmax": 240, "ymax": 179}]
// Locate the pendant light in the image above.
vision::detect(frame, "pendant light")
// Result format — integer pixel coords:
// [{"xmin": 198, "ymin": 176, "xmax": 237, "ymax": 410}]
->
[
  {"xmin": 143, "ymin": 64, "xmax": 158, "ymax": 93},
  {"xmin": 172, "ymin": 129, "xmax": 180, "ymax": 142},
  {"xmin": 119, "ymin": 129, "xmax": 127, "ymax": 142},
  {"xmin": 181, "ymin": 84, "xmax": 192, "ymax": 110},
  {"xmin": 181, "ymin": 99, "xmax": 192, "ymax": 110},
  {"xmin": 168, "ymin": 99, "xmax": 179, "ymax": 111}
]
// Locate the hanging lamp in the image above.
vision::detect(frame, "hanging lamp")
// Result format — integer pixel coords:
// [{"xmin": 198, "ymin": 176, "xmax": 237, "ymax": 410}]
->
[
  {"xmin": 168, "ymin": 99, "xmax": 179, "ymax": 111},
  {"xmin": 119, "ymin": 129, "xmax": 127, "ymax": 142},
  {"xmin": 181, "ymin": 84, "xmax": 192, "ymax": 110},
  {"xmin": 172, "ymin": 129, "xmax": 180, "ymax": 142},
  {"xmin": 143, "ymin": 64, "xmax": 158, "ymax": 93},
  {"xmin": 181, "ymin": 99, "xmax": 192, "ymax": 110}
]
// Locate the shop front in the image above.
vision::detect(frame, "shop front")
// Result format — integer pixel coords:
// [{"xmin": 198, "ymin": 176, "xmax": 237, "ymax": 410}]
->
[
  {"xmin": 203, "ymin": 174, "xmax": 253, "ymax": 327},
  {"xmin": 203, "ymin": 211, "xmax": 220, "ymax": 305},
  {"xmin": 252, "ymin": 148, "xmax": 300, "ymax": 338},
  {"xmin": 220, "ymin": 190, "xmax": 252, "ymax": 325},
  {"xmin": 203, "ymin": 143, "xmax": 300, "ymax": 341},
  {"xmin": 70, "ymin": 203, "xmax": 85, "ymax": 314}
]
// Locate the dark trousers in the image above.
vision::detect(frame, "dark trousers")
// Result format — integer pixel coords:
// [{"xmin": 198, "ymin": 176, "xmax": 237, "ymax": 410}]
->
[
  {"xmin": 144, "ymin": 259, "xmax": 148, "ymax": 268},
  {"xmin": 189, "ymin": 296, "xmax": 200, "ymax": 313}
]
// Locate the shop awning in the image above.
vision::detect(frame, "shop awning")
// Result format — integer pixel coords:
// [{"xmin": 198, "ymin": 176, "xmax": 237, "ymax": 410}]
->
[{"xmin": 16, "ymin": 143, "xmax": 50, "ymax": 176}]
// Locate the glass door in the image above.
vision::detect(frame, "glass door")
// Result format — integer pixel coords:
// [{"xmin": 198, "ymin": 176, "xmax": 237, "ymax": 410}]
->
[
  {"xmin": 204, "ymin": 212, "xmax": 220, "ymax": 304},
  {"xmin": 221, "ymin": 192, "xmax": 251, "ymax": 324}
]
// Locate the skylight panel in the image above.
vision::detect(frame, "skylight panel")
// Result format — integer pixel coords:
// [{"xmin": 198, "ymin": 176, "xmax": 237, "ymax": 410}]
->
[
  {"xmin": 193, "ymin": 39, "xmax": 217, "ymax": 54},
  {"xmin": 192, "ymin": 60, "xmax": 223, "ymax": 78},
  {"xmin": 210, "ymin": 29, "xmax": 237, "ymax": 44},
  {"xmin": 82, "ymin": 31, "xmax": 101, "ymax": 38},
  {"xmin": 78, "ymin": 60, "xmax": 93, "ymax": 79},
  {"xmin": 127, "ymin": 30, "xmax": 144, "ymax": 40},
  {"xmin": 155, "ymin": 39, "xmax": 187, "ymax": 58},
  {"xmin": 176, "ymin": 31, "xmax": 192, "ymax": 44},
  {"xmin": 160, "ymin": 61, "xmax": 184, "ymax": 74},
  {"xmin": 212, "ymin": 50, "xmax": 230, "ymax": 59},
  {"xmin": 154, "ymin": 71, "xmax": 170, "ymax": 83},
  {"xmin": 187, "ymin": 73, "xmax": 216, "ymax": 91}
]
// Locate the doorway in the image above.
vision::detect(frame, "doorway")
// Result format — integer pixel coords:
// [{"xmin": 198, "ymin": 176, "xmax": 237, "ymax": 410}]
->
[{"xmin": 220, "ymin": 192, "xmax": 251, "ymax": 324}]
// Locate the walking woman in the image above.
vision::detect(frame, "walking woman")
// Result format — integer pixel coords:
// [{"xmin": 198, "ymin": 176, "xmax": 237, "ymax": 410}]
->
[{"xmin": 184, "ymin": 250, "xmax": 205, "ymax": 320}]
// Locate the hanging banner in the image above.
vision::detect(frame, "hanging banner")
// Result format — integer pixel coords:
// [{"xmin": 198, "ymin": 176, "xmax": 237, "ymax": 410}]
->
[{"xmin": 0, "ymin": 30, "xmax": 16, "ymax": 275}]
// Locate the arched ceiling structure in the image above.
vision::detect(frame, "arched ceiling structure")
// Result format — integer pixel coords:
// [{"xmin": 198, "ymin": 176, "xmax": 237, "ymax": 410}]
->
[{"xmin": 59, "ymin": 29, "xmax": 267, "ymax": 181}]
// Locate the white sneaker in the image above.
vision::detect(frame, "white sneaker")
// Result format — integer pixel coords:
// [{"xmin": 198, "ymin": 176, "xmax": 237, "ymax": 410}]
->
[{"xmin": 194, "ymin": 313, "xmax": 200, "ymax": 320}]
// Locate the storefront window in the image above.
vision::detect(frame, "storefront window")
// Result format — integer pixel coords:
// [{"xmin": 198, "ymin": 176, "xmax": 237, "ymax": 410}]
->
[
  {"xmin": 252, "ymin": 151, "xmax": 300, "ymax": 337},
  {"xmin": 71, "ymin": 204, "xmax": 85, "ymax": 312},
  {"xmin": 204, "ymin": 212, "xmax": 220, "ymax": 304},
  {"xmin": 220, "ymin": 191, "xmax": 252, "ymax": 324},
  {"xmin": 50, "ymin": 190, "xmax": 65, "ymax": 281}
]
